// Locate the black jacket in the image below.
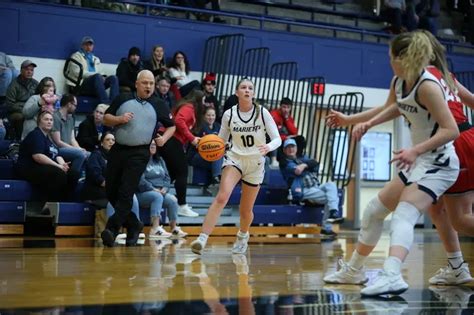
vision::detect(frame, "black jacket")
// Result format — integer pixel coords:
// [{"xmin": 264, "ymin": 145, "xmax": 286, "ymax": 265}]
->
[
  {"xmin": 81, "ymin": 147, "xmax": 108, "ymax": 202},
  {"xmin": 116, "ymin": 58, "xmax": 144, "ymax": 91},
  {"xmin": 77, "ymin": 115, "xmax": 110, "ymax": 152}
]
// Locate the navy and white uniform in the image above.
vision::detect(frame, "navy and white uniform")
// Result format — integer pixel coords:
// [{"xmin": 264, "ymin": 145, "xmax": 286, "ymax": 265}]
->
[
  {"xmin": 220, "ymin": 104, "xmax": 281, "ymax": 186},
  {"xmin": 394, "ymin": 70, "xmax": 460, "ymax": 201}
]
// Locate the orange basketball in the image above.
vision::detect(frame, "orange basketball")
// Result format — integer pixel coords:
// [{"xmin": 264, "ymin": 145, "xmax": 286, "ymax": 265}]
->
[{"xmin": 198, "ymin": 134, "xmax": 225, "ymax": 162}]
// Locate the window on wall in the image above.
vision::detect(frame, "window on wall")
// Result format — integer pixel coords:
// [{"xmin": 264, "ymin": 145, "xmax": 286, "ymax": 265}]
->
[{"xmin": 360, "ymin": 132, "xmax": 392, "ymax": 182}]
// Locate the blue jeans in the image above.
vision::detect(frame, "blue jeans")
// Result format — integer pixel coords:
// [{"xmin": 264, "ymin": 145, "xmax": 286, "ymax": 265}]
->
[
  {"xmin": 0, "ymin": 68, "xmax": 19, "ymax": 96},
  {"xmin": 136, "ymin": 190, "xmax": 178, "ymax": 222},
  {"xmin": 190, "ymin": 153, "xmax": 223, "ymax": 178},
  {"xmin": 0, "ymin": 126, "xmax": 5, "ymax": 140},
  {"xmin": 106, "ymin": 194, "xmax": 140, "ymax": 219},
  {"xmin": 303, "ymin": 182, "xmax": 339, "ymax": 231},
  {"xmin": 58, "ymin": 147, "xmax": 89, "ymax": 177},
  {"xmin": 81, "ymin": 74, "xmax": 119, "ymax": 104}
]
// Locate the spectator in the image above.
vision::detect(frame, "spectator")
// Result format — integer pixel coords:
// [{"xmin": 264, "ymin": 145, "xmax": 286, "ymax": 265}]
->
[
  {"xmin": 416, "ymin": 0, "xmax": 440, "ymax": 34},
  {"xmin": 77, "ymin": 103, "xmax": 111, "ymax": 152},
  {"xmin": 22, "ymin": 77, "xmax": 58, "ymax": 140},
  {"xmin": 270, "ymin": 97, "xmax": 306, "ymax": 166},
  {"xmin": 168, "ymin": 51, "xmax": 200, "ymax": 97},
  {"xmin": 157, "ymin": 89, "xmax": 205, "ymax": 217},
  {"xmin": 144, "ymin": 45, "xmax": 168, "ymax": 77},
  {"xmin": 65, "ymin": 36, "xmax": 119, "ymax": 104},
  {"xmin": 81, "ymin": 131, "xmax": 141, "ymax": 237},
  {"xmin": 0, "ymin": 52, "xmax": 19, "ymax": 106},
  {"xmin": 281, "ymin": 139, "xmax": 342, "ymax": 237},
  {"xmin": 5, "ymin": 60, "xmax": 39, "ymax": 141},
  {"xmin": 16, "ymin": 111, "xmax": 76, "ymax": 213},
  {"xmin": 51, "ymin": 94, "xmax": 89, "ymax": 181},
  {"xmin": 155, "ymin": 75, "xmax": 176, "ymax": 110},
  {"xmin": 116, "ymin": 47, "xmax": 144, "ymax": 92},
  {"xmin": 201, "ymin": 72, "xmax": 219, "ymax": 118},
  {"xmin": 188, "ymin": 107, "xmax": 223, "ymax": 184},
  {"xmin": 178, "ymin": 0, "xmax": 225, "ymax": 23},
  {"xmin": 381, "ymin": 0, "xmax": 406, "ymax": 34},
  {"xmin": 137, "ymin": 142, "xmax": 188, "ymax": 238}
]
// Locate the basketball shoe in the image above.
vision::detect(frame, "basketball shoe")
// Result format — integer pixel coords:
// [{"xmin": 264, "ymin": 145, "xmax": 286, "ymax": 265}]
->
[
  {"xmin": 429, "ymin": 262, "xmax": 473, "ymax": 285},
  {"xmin": 360, "ymin": 270, "xmax": 409, "ymax": 296},
  {"xmin": 323, "ymin": 259, "xmax": 368, "ymax": 284}
]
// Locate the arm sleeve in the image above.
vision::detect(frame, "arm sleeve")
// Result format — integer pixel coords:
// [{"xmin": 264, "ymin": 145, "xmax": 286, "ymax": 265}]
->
[
  {"xmin": 105, "ymin": 94, "xmax": 127, "ymax": 116},
  {"xmin": 262, "ymin": 108, "xmax": 282, "ymax": 151},
  {"xmin": 6, "ymin": 55, "xmax": 15, "ymax": 70},
  {"xmin": 155, "ymin": 98, "xmax": 174, "ymax": 128},
  {"xmin": 285, "ymin": 116, "xmax": 298, "ymax": 135},
  {"xmin": 174, "ymin": 105, "xmax": 195, "ymax": 143},
  {"xmin": 137, "ymin": 173, "xmax": 155, "ymax": 193},
  {"xmin": 77, "ymin": 120, "xmax": 97, "ymax": 151},
  {"xmin": 22, "ymin": 95, "xmax": 40, "ymax": 119},
  {"xmin": 218, "ymin": 109, "xmax": 231, "ymax": 143}
]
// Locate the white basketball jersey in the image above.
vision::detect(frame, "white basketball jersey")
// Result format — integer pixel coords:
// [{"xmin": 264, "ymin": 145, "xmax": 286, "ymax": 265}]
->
[
  {"xmin": 394, "ymin": 69, "xmax": 453, "ymax": 155},
  {"xmin": 227, "ymin": 105, "xmax": 268, "ymax": 157}
]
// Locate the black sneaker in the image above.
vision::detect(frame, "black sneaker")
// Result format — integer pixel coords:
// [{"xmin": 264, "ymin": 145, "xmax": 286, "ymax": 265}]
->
[
  {"xmin": 126, "ymin": 221, "xmax": 144, "ymax": 246},
  {"xmin": 320, "ymin": 229, "xmax": 337, "ymax": 237},
  {"xmin": 327, "ymin": 209, "xmax": 344, "ymax": 223}
]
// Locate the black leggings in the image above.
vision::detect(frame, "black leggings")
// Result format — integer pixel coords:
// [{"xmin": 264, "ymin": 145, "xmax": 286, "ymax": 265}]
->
[{"xmin": 158, "ymin": 136, "xmax": 188, "ymax": 205}]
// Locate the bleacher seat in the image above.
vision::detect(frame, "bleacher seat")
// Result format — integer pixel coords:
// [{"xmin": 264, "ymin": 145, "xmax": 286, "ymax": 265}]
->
[
  {"xmin": 252, "ymin": 205, "xmax": 323, "ymax": 225},
  {"xmin": 0, "ymin": 180, "xmax": 35, "ymax": 201},
  {"xmin": 56, "ymin": 202, "xmax": 95, "ymax": 225},
  {"xmin": 192, "ymin": 166, "xmax": 211, "ymax": 186},
  {"xmin": 0, "ymin": 201, "xmax": 25, "ymax": 223},
  {"xmin": 0, "ymin": 140, "xmax": 11, "ymax": 156}
]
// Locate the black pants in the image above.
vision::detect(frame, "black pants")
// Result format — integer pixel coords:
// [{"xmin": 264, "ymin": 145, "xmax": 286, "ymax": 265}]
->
[
  {"xmin": 18, "ymin": 163, "xmax": 76, "ymax": 207},
  {"xmin": 106, "ymin": 143, "xmax": 149, "ymax": 225},
  {"xmin": 157, "ymin": 136, "xmax": 188, "ymax": 205}
]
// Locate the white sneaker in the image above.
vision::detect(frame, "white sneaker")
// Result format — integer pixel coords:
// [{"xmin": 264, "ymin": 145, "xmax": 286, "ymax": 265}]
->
[
  {"xmin": 429, "ymin": 262, "xmax": 473, "ymax": 285},
  {"xmin": 429, "ymin": 285, "xmax": 473, "ymax": 309},
  {"xmin": 116, "ymin": 232, "xmax": 145, "ymax": 240},
  {"xmin": 149, "ymin": 226, "xmax": 172, "ymax": 239},
  {"xmin": 323, "ymin": 259, "xmax": 368, "ymax": 284},
  {"xmin": 232, "ymin": 254, "xmax": 249, "ymax": 275},
  {"xmin": 177, "ymin": 204, "xmax": 199, "ymax": 217},
  {"xmin": 361, "ymin": 296, "xmax": 408, "ymax": 314},
  {"xmin": 171, "ymin": 226, "xmax": 188, "ymax": 238},
  {"xmin": 361, "ymin": 270, "xmax": 409, "ymax": 297},
  {"xmin": 232, "ymin": 234, "xmax": 249, "ymax": 254},
  {"xmin": 191, "ymin": 238, "xmax": 207, "ymax": 255},
  {"xmin": 116, "ymin": 237, "xmax": 145, "ymax": 245}
]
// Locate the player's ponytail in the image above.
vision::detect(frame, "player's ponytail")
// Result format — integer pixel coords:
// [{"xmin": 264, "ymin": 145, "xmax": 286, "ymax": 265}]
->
[{"xmin": 391, "ymin": 31, "xmax": 434, "ymax": 83}]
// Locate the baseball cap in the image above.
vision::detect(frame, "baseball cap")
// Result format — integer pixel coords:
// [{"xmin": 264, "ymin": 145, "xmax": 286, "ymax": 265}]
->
[
  {"xmin": 283, "ymin": 138, "xmax": 297, "ymax": 148},
  {"xmin": 21, "ymin": 60, "xmax": 37, "ymax": 69},
  {"xmin": 81, "ymin": 36, "xmax": 94, "ymax": 45}
]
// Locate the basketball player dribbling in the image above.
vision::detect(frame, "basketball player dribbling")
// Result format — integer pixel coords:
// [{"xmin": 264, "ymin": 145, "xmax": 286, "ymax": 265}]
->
[{"xmin": 190, "ymin": 78, "xmax": 281, "ymax": 255}]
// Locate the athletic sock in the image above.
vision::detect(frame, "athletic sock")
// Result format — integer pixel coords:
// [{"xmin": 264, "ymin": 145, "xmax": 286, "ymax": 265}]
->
[
  {"xmin": 237, "ymin": 230, "xmax": 249, "ymax": 239},
  {"xmin": 348, "ymin": 250, "xmax": 367, "ymax": 270},
  {"xmin": 198, "ymin": 233, "xmax": 209, "ymax": 243},
  {"xmin": 384, "ymin": 256, "xmax": 402, "ymax": 274},
  {"xmin": 447, "ymin": 251, "xmax": 464, "ymax": 269}
]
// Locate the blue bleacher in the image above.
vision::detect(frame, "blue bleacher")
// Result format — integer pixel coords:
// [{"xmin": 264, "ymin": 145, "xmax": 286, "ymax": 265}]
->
[
  {"xmin": 0, "ymin": 201, "xmax": 25, "ymax": 223},
  {"xmin": 57, "ymin": 202, "xmax": 95, "ymax": 225}
]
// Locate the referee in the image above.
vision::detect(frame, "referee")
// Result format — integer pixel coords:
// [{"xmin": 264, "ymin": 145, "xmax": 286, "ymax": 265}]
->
[{"xmin": 101, "ymin": 70, "xmax": 175, "ymax": 246}]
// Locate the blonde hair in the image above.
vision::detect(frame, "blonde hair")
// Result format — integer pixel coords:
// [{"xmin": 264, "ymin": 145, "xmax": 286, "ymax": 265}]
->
[
  {"xmin": 390, "ymin": 31, "xmax": 434, "ymax": 83},
  {"xmin": 415, "ymin": 30, "xmax": 457, "ymax": 93},
  {"xmin": 95, "ymin": 103, "xmax": 109, "ymax": 113}
]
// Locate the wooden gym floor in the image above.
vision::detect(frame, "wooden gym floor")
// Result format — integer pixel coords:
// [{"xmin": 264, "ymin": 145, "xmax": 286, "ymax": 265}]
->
[{"xmin": 0, "ymin": 230, "xmax": 473, "ymax": 314}]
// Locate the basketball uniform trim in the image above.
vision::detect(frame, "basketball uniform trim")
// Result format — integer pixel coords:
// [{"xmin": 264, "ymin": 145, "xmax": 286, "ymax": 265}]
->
[
  {"xmin": 242, "ymin": 180, "xmax": 259, "ymax": 187},
  {"xmin": 418, "ymin": 184, "xmax": 437, "ymax": 202}
]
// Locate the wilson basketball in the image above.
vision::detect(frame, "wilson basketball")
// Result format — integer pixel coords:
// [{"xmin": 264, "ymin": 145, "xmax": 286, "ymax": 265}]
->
[{"xmin": 198, "ymin": 134, "xmax": 225, "ymax": 162}]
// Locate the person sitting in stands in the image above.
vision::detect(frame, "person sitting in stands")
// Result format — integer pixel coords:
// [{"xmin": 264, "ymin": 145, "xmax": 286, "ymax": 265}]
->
[
  {"xmin": 137, "ymin": 142, "xmax": 188, "ymax": 239},
  {"xmin": 270, "ymin": 97, "xmax": 306, "ymax": 167},
  {"xmin": 154, "ymin": 75, "xmax": 176, "ymax": 110},
  {"xmin": 22, "ymin": 77, "xmax": 58, "ymax": 140},
  {"xmin": 51, "ymin": 94, "xmax": 89, "ymax": 182},
  {"xmin": 201, "ymin": 72, "xmax": 219, "ymax": 119},
  {"xmin": 16, "ymin": 111, "xmax": 76, "ymax": 213},
  {"xmin": 5, "ymin": 60, "xmax": 39, "ymax": 141},
  {"xmin": 77, "ymin": 103, "xmax": 111, "ymax": 152},
  {"xmin": 281, "ymin": 138, "xmax": 343, "ymax": 237},
  {"xmin": 144, "ymin": 45, "xmax": 168, "ymax": 77},
  {"xmin": 65, "ymin": 36, "xmax": 119, "ymax": 104},
  {"xmin": 188, "ymin": 107, "xmax": 223, "ymax": 184},
  {"xmin": 168, "ymin": 51, "xmax": 200, "ymax": 97},
  {"xmin": 116, "ymin": 46, "xmax": 144, "ymax": 92}
]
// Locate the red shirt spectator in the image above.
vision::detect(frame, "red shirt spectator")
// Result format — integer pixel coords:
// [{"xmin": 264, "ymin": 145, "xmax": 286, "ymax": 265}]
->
[
  {"xmin": 172, "ymin": 89, "xmax": 204, "ymax": 146},
  {"xmin": 270, "ymin": 97, "xmax": 298, "ymax": 142}
]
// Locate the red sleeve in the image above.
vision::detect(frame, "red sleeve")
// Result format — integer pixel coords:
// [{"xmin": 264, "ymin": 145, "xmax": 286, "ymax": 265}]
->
[
  {"xmin": 270, "ymin": 109, "xmax": 282, "ymax": 126},
  {"xmin": 285, "ymin": 116, "xmax": 298, "ymax": 135},
  {"xmin": 174, "ymin": 104, "xmax": 196, "ymax": 143}
]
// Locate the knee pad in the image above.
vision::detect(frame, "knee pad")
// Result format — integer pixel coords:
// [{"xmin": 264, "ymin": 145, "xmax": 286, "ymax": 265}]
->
[
  {"xmin": 358, "ymin": 196, "xmax": 391, "ymax": 246},
  {"xmin": 390, "ymin": 201, "xmax": 421, "ymax": 250}
]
